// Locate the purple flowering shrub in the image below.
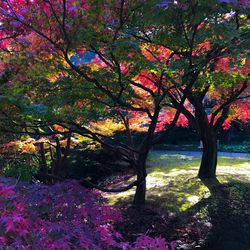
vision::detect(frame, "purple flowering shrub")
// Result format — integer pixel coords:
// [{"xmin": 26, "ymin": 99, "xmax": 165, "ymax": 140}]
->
[{"xmin": 0, "ymin": 180, "xmax": 173, "ymax": 249}]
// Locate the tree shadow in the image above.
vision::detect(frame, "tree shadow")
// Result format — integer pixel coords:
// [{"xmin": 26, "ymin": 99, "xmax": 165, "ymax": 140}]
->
[
  {"xmin": 112, "ymin": 177, "xmax": 250, "ymax": 250},
  {"xmin": 184, "ymin": 178, "xmax": 250, "ymax": 250}
]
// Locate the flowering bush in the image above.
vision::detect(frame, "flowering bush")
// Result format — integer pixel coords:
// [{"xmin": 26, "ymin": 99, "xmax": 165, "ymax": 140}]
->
[{"xmin": 0, "ymin": 179, "xmax": 173, "ymax": 249}]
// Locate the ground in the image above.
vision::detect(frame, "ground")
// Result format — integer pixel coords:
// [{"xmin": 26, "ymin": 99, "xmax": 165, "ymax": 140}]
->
[{"xmin": 105, "ymin": 151, "xmax": 250, "ymax": 250}]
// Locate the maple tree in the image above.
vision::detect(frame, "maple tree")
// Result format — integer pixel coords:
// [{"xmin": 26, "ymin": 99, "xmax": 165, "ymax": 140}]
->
[
  {"xmin": 0, "ymin": 0, "xmax": 190, "ymax": 206},
  {"xmin": 159, "ymin": 1, "xmax": 249, "ymax": 178},
  {"xmin": 125, "ymin": 0, "xmax": 250, "ymax": 178},
  {"xmin": 0, "ymin": 0, "xmax": 249, "ymax": 206},
  {"xmin": 0, "ymin": 2, "xmax": 249, "ymax": 249}
]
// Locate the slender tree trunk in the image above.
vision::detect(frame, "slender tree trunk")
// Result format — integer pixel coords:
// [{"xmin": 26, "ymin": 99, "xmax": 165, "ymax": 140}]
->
[
  {"xmin": 36, "ymin": 142, "xmax": 49, "ymax": 183},
  {"xmin": 51, "ymin": 137, "xmax": 62, "ymax": 176},
  {"xmin": 39, "ymin": 142, "xmax": 48, "ymax": 174},
  {"xmin": 133, "ymin": 153, "xmax": 147, "ymax": 206},
  {"xmin": 132, "ymin": 105, "xmax": 160, "ymax": 206},
  {"xmin": 198, "ymin": 127, "xmax": 217, "ymax": 178},
  {"xmin": 61, "ymin": 133, "xmax": 71, "ymax": 177}
]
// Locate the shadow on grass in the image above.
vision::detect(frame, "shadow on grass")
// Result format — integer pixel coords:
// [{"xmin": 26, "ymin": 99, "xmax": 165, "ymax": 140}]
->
[
  {"xmin": 113, "ymin": 178, "xmax": 250, "ymax": 250},
  {"xmin": 190, "ymin": 179, "xmax": 250, "ymax": 250},
  {"xmin": 108, "ymin": 154, "xmax": 250, "ymax": 248}
]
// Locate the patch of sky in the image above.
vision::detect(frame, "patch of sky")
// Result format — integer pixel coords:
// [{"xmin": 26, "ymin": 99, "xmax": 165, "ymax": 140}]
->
[{"xmin": 70, "ymin": 51, "xmax": 96, "ymax": 66}]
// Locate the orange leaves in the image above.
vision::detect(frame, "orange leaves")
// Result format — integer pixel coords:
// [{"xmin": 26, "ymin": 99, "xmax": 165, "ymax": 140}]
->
[
  {"xmin": 196, "ymin": 41, "xmax": 211, "ymax": 54},
  {"xmin": 53, "ymin": 124, "xmax": 67, "ymax": 133},
  {"xmin": 0, "ymin": 133, "xmax": 83, "ymax": 157},
  {"xmin": 141, "ymin": 44, "xmax": 172, "ymax": 62},
  {"xmin": 89, "ymin": 119, "xmax": 125, "ymax": 136},
  {"xmin": 21, "ymin": 143, "xmax": 36, "ymax": 154},
  {"xmin": 127, "ymin": 108, "xmax": 189, "ymax": 133},
  {"xmin": 129, "ymin": 112, "xmax": 150, "ymax": 132},
  {"xmin": 16, "ymin": 138, "xmax": 36, "ymax": 154},
  {"xmin": 0, "ymin": 139, "xmax": 36, "ymax": 154}
]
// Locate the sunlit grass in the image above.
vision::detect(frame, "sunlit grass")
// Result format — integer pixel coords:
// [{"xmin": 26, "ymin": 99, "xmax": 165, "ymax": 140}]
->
[{"xmin": 106, "ymin": 152, "xmax": 250, "ymax": 213}]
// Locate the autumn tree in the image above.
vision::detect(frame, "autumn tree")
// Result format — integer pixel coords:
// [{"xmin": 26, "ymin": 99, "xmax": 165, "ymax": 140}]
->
[
  {"xmin": 128, "ymin": 0, "xmax": 250, "ymax": 178},
  {"xmin": 0, "ymin": 0, "xmax": 249, "ymax": 205},
  {"xmin": 164, "ymin": 1, "xmax": 250, "ymax": 178},
  {"xmin": 0, "ymin": 0, "xmax": 191, "ymax": 205}
]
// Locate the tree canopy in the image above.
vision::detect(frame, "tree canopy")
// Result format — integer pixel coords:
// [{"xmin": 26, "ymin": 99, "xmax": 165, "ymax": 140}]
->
[{"xmin": 0, "ymin": 0, "xmax": 249, "ymax": 204}]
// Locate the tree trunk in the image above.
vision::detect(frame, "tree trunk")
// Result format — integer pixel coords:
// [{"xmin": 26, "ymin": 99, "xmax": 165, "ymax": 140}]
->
[
  {"xmin": 39, "ymin": 142, "xmax": 48, "ymax": 174},
  {"xmin": 132, "ymin": 106, "xmax": 160, "ymax": 206},
  {"xmin": 61, "ymin": 133, "xmax": 72, "ymax": 178},
  {"xmin": 198, "ymin": 128, "xmax": 217, "ymax": 178},
  {"xmin": 133, "ymin": 171, "xmax": 146, "ymax": 205},
  {"xmin": 51, "ymin": 137, "xmax": 62, "ymax": 176},
  {"xmin": 133, "ymin": 153, "xmax": 147, "ymax": 206}
]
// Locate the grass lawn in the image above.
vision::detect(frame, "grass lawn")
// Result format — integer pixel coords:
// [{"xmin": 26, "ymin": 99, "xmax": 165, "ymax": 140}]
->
[{"xmin": 106, "ymin": 152, "xmax": 250, "ymax": 250}]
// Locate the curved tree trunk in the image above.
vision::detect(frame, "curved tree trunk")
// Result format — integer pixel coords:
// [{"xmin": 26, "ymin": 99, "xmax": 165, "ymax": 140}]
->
[{"xmin": 198, "ymin": 127, "xmax": 217, "ymax": 178}]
